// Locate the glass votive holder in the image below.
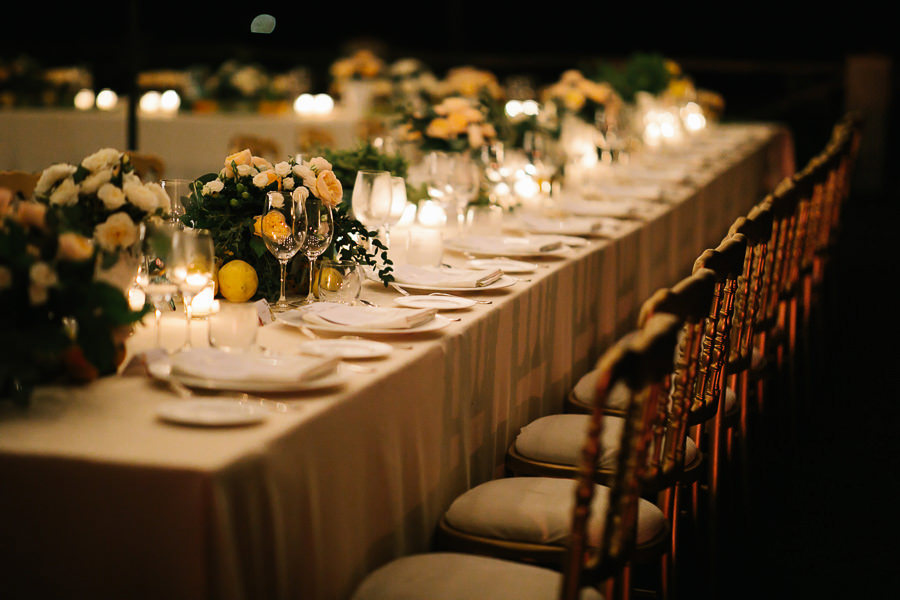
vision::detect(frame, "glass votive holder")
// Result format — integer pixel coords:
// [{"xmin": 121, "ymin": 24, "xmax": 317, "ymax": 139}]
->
[
  {"xmin": 465, "ymin": 204, "xmax": 504, "ymax": 235},
  {"xmin": 406, "ymin": 226, "xmax": 443, "ymax": 268},
  {"xmin": 317, "ymin": 259, "xmax": 362, "ymax": 305},
  {"xmin": 208, "ymin": 301, "xmax": 259, "ymax": 351}
]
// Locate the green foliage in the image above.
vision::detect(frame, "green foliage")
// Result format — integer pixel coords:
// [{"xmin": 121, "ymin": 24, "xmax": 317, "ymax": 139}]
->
[{"xmin": 585, "ymin": 53, "xmax": 673, "ymax": 102}]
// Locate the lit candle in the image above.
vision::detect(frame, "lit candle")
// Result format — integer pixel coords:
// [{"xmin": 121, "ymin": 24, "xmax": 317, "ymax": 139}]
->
[
  {"xmin": 128, "ymin": 286, "xmax": 146, "ymax": 311},
  {"xmin": 95, "ymin": 88, "xmax": 118, "ymax": 111},
  {"xmin": 139, "ymin": 91, "xmax": 161, "ymax": 113},
  {"xmin": 190, "ymin": 284, "xmax": 218, "ymax": 318},
  {"xmin": 406, "ymin": 226, "xmax": 443, "ymax": 268},
  {"xmin": 74, "ymin": 88, "xmax": 95, "ymax": 111},
  {"xmin": 160, "ymin": 89, "xmax": 181, "ymax": 114}
]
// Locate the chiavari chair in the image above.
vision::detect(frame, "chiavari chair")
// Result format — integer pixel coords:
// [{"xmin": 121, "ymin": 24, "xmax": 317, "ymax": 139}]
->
[
  {"xmin": 350, "ymin": 317, "xmax": 681, "ymax": 600},
  {"xmin": 125, "ymin": 151, "xmax": 166, "ymax": 182}
]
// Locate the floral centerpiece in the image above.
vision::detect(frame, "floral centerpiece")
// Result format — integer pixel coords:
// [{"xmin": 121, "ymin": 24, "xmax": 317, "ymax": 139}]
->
[
  {"xmin": 197, "ymin": 60, "xmax": 271, "ymax": 112},
  {"xmin": 388, "ymin": 58, "xmax": 439, "ymax": 115},
  {"xmin": 0, "ymin": 179, "xmax": 151, "ymax": 405},
  {"xmin": 400, "ymin": 96, "xmax": 498, "ymax": 153},
  {"xmin": 330, "ymin": 49, "xmax": 391, "ymax": 116},
  {"xmin": 182, "ymin": 149, "xmax": 393, "ymax": 302},
  {"xmin": 541, "ymin": 69, "xmax": 621, "ymax": 126},
  {"xmin": 433, "ymin": 66, "xmax": 504, "ymax": 100}
]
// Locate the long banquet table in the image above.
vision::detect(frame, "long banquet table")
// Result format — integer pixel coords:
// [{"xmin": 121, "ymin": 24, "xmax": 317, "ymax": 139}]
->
[{"xmin": 0, "ymin": 124, "xmax": 792, "ymax": 600}]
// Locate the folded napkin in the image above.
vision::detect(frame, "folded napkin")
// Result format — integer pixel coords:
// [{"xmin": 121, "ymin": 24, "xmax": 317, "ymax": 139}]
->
[
  {"xmin": 171, "ymin": 348, "xmax": 338, "ymax": 383},
  {"xmin": 517, "ymin": 215, "xmax": 606, "ymax": 236},
  {"xmin": 590, "ymin": 183, "xmax": 662, "ymax": 201},
  {"xmin": 560, "ymin": 196, "xmax": 644, "ymax": 219},
  {"xmin": 302, "ymin": 303, "xmax": 437, "ymax": 330},
  {"xmin": 450, "ymin": 235, "xmax": 563, "ymax": 254},
  {"xmin": 390, "ymin": 264, "xmax": 503, "ymax": 288}
]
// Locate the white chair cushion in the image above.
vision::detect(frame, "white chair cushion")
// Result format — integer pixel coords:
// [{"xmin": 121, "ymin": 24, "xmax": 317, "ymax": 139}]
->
[
  {"xmin": 572, "ymin": 371, "xmax": 630, "ymax": 409},
  {"xmin": 515, "ymin": 414, "xmax": 699, "ymax": 471},
  {"xmin": 444, "ymin": 477, "xmax": 666, "ymax": 549},
  {"xmin": 351, "ymin": 552, "xmax": 604, "ymax": 600}
]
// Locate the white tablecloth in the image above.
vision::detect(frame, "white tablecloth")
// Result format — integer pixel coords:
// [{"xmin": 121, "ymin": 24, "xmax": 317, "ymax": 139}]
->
[{"xmin": 0, "ymin": 123, "xmax": 791, "ymax": 599}]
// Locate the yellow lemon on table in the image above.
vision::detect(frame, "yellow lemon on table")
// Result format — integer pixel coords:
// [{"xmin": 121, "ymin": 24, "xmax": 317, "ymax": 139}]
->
[
  {"xmin": 217, "ymin": 259, "xmax": 259, "ymax": 302},
  {"xmin": 319, "ymin": 266, "xmax": 343, "ymax": 293}
]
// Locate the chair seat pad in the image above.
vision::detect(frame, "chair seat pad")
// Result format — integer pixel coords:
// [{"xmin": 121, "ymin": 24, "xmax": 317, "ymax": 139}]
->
[
  {"xmin": 351, "ymin": 552, "xmax": 604, "ymax": 600},
  {"xmin": 515, "ymin": 414, "xmax": 699, "ymax": 471},
  {"xmin": 572, "ymin": 371, "xmax": 630, "ymax": 409},
  {"xmin": 444, "ymin": 477, "xmax": 666, "ymax": 549}
]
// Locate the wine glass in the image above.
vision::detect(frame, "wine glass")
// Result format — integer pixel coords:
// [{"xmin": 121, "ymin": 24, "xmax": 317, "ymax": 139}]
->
[
  {"xmin": 384, "ymin": 176, "xmax": 409, "ymax": 248},
  {"xmin": 446, "ymin": 155, "xmax": 479, "ymax": 233},
  {"xmin": 261, "ymin": 190, "xmax": 307, "ymax": 312},
  {"xmin": 300, "ymin": 194, "xmax": 334, "ymax": 305},
  {"xmin": 425, "ymin": 151, "xmax": 453, "ymax": 203},
  {"xmin": 351, "ymin": 170, "xmax": 393, "ymax": 243},
  {"xmin": 169, "ymin": 228, "xmax": 215, "ymax": 350},
  {"xmin": 161, "ymin": 178, "xmax": 193, "ymax": 227},
  {"xmin": 136, "ymin": 218, "xmax": 179, "ymax": 350}
]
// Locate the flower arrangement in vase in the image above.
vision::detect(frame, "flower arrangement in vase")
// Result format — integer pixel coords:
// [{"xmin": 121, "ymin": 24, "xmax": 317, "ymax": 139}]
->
[{"xmin": 400, "ymin": 96, "xmax": 498, "ymax": 154}]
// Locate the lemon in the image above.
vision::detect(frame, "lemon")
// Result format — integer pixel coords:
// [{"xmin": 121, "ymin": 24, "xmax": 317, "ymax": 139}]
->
[
  {"xmin": 319, "ymin": 267, "xmax": 343, "ymax": 293},
  {"xmin": 217, "ymin": 259, "xmax": 258, "ymax": 302}
]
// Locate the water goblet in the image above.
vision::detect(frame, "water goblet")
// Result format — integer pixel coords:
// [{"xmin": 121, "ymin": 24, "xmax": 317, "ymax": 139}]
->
[
  {"xmin": 208, "ymin": 302, "xmax": 259, "ymax": 352},
  {"xmin": 261, "ymin": 190, "xmax": 307, "ymax": 313},
  {"xmin": 169, "ymin": 228, "xmax": 215, "ymax": 349},
  {"xmin": 300, "ymin": 194, "xmax": 334, "ymax": 305},
  {"xmin": 351, "ymin": 170, "xmax": 393, "ymax": 248},
  {"xmin": 137, "ymin": 218, "xmax": 179, "ymax": 349},
  {"xmin": 161, "ymin": 178, "xmax": 193, "ymax": 227},
  {"xmin": 317, "ymin": 259, "xmax": 362, "ymax": 305}
]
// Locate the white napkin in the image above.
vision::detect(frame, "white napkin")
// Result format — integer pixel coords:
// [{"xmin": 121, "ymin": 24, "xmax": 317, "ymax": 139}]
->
[
  {"xmin": 449, "ymin": 235, "xmax": 563, "ymax": 255},
  {"xmin": 516, "ymin": 214, "xmax": 606, "ymax": 236},
  {"xmin": 590, "ymin": 183, "xmax": 662, "ymax": 201},
  {"xmin": 560, "ymin": 196, "xmax": 646, "ymax": 219},
  {"xmin": 171, "ymin": 348, "xmax": 338, "ymax": 383},
  {"xmin": 390, "ymin": 264, "xmax": 503, "ymax": 288},
  {"xmin": 302, "ymin": 303, "xmax": 436, "ymax": 329}
]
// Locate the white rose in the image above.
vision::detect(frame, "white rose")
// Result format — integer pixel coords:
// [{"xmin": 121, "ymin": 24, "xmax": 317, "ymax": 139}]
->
[
  {"xmin": 49, "ymin": 177, "xmax": 79, "ymax": 206},
  {"xmin": 146, "ymin": 182, "xmax": 171, "ymax": 213},
  {"xmin": 80, "ymin": 168, "xmax": 112, "ymax": 195},
  {"xmin": 94, "ymin": 212, "xmax": 138, "ymax": 252},
  {"xmin": 81, "ymin": 148, "xmax": 122, "ymax": 172},
  {"xmin": 308, "ymin": 157, "xmax": 332, "ymax": 173},
  {"xmin": 293, "ymin": 164, "xmax": 317, "ymax": 190},
  {"xmin": 97, "ymin": 183, "xmax": 126, "ymax": 210},
  {"xmin": 0, "ymin": 266, "xmax": 12, "ymax": 289},
  {"xmin": 123, "ymin": 181, "xmax": 159, "ymax": 213},
  {"xmin": 282, "ymin": 177, "xmax": 295, "ymax": 191},
  {"xmin": 274, "ymin": 161, "xmax": 292, "ymax": 177},
  {"xmin": 203, "ymin": 179, "xmax": 225, "ymax": 195},
  {"xmin": 268, "ymin": 192, "xmax": 285, "ymax": 208},
  {"xmin": 35, "ymin": 163, "xmax": 77, "ymax": 195},
  {"xmin": 291, "ymin": 186, "xmax": 309, "ymax": 204},
  {"xmin": 122, "ymin": 173, "xmax": 142, "ymax": 187},
  {"xmin": 253, "ymin": 170, "xmax": 276, "ymax": 188},
  {"xmin": 236, "ymin": 164, "xmax": 254, "ymax": 177},
  {"xmin": 30, "ymin": 261, "xmax": 58, "ymax": 287}
]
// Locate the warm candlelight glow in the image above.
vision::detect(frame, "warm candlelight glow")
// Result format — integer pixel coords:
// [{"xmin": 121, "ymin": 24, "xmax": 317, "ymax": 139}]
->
[
  {"xmin": 313, "ymin": 93, "xmax": 334, "ymax": 114},
  {"xmin": 190, "ymin": 285, "xmax": 218, "ymax": 317},
  {"xmin": 95, "ymin": 89, "xmax": 118, "ymax": 111},
  {"xmin": 160, "ymin": 89, "xmax": 181, "ymax": 113},
  {"xmin": 128, "ymin": 286, "xmax": 146, "ymax": 311},
  {"xmin": 294, "ymin": 93, "xmax": 315, "ymax": 114},
  {"xmin": 139, "ymin": 91, "xmax": 161, "ymax": 113},
  {"xmin": 74, "ymin": 88, "xmax": 95, "ymax": 111},
  {"xmin": 416, "ymin": 200, "xmax": 447, "ymax": 228}
]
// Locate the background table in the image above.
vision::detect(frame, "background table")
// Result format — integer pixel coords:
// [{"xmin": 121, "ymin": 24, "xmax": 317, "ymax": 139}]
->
[{"xmin": 0, "ymin": 124, "xmax": 791, "ymax": 599}]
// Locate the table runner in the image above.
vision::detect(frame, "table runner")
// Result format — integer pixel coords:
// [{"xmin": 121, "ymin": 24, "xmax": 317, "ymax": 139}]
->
[{"xmin": 0, "ymin": 124, "xmax": 791, "ymax": 599}]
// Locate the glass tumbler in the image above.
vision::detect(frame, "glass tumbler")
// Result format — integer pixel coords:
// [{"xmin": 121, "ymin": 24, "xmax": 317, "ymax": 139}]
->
[{"xmin": 317, "ymin": 259, "xmax": 362, "ymax": 305}]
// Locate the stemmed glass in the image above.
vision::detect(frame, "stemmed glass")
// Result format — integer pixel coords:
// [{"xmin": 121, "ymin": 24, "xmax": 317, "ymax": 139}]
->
[
  {"xmin": 447, "ymin": 154, "xmax": 479, "ymax": 233},
  {"xmin": 351, "ymin": 170, "xmax": 393, "ymax": 246},
  {"xmin": 425, "ymin": 151, "xmax": 453, "ymax": 204},
  {"xmin": 169, "ymin": 228, "xmax": 215, "ymax": 350},
  {"xmin": 161, "ymin": 178, "xmax": 193, "ymax": 227},
  {"xmin": 136, "ymin": 218, "xmax": 179, "ymax": 350},
  {"xmin": 384, "ymin": 176, "xmax": 409, "ymax": 248},
  {"xmin": 261, "ymin": 190, "xmax": 307, "ymax": 312},
  {"xmin": 300, "ymin": 194, "xmax": 334, "ymax": 305}
]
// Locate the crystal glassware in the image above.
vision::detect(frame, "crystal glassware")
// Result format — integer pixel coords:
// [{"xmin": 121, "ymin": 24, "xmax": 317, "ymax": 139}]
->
[
  {"xmin": 136, "ymin": 217, "xmax": 179, "ymax": 350},
  {"xmin": 161, "ymin": 178, "xmax": 193, "ymax": 227},
  {"xmin": 261, "ymin": 190, "xmax": 307, "ymax": 312},
  {"xmin": 317, "ymin": 259, "xmax": 362, "ymax": 305},
  {"xmin": 168, "ymin": 228, "xmax": 215, "ymax": 349},
  {"xmin": 300, "ymin": 194, "xmax": 334, "ymax": 305},
  {"xmin": 351, "ymin": 170, "xmax": 393, "ymax": 250},
  {"xmin": 208, "ymin": 301, "xmax": 259, "ymax": 351}
]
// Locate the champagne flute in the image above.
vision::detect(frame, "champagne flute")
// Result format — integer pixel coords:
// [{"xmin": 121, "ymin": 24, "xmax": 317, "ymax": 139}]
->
[
  {"xmin": 137, "ymin": 218, "xmax": 179, "ymax": 350},
  {"xmin": 351, "ymin": 170, "xmax": 393, "ymax": 249},
  {"xmin": 262, "ymin": 190, "xmax": 307, "ymax": 313},
  {"xmin": 447, "ymin": 154, "xmax": 479, "ymax": 233},
  {"xmin": 169, "ymin": 228, "xmax": 215, "ymax": 350},
  {"xmin": 161, "ymin": 178, "xmax": 193, "ymax": 227},
  {"xmin": 300, "ymin": 194, "xmax": 334, "ymax": 305}
]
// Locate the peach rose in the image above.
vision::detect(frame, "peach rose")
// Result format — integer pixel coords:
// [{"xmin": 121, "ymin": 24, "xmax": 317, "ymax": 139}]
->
[
  {"xmin": 426, "ymin": 118, "xmax": 453, "ymax": 139},
  {"xmin": 15, "ymin": 202, "xmax": 47, "ymax": 230},
  {"xmin": 57, "ymin": 232, "xmax": 94, "ymax": 262},
  {"xmin": 315, "ymin": 170, "xmax": 343, "ymax": 208},
  {"xmin": 0, "ymin": 188, "xmax": 12, "ymax": 219},
  {"xmin": 225, "ymin": 148, "xmax": 253, "ymax": 167}
]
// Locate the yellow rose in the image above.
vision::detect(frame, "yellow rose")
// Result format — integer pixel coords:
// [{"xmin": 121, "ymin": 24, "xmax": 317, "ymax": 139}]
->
[
  {"xmin": 426, "ymin": 118, "xmax": 452, "ymax": 139},
  {"xmin": 447, "ymin": 112, "xmax": 470, "ymax": 135},
  {"xmin": 315, "ymin": 170, "xmax": 343, "ymax": 208},
  {"xmin": 563, "ymin": 89, "xmax": 586, "ymax": 111},
  {"xmin": 665, "ymin": 60, "xmax": 682, "ymax": 77},
  {"xmin": 57, "ymin": 232, "xmax": 94, "ymax": 262},
  {"xmin": 251, "ymin": 156, "xmax": 273, "ymax": 171},
  {"xmin": 331, "ymin": 59, "xmax": 355, "ymax": 79},
  {"xmin": 224, "ymin": 148, "xmax": 252, "ymax": 167}
]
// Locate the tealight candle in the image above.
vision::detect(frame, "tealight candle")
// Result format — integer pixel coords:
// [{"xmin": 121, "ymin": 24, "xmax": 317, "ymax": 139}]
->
[
  {"xmin": 190, "ymin": 285, "xmax": 218, "ymax": 318},
  {"xmin": 95, "ymin": 88, "xmax": 118, "ymax": 111},
  {"xmin": 128, "ymin": 286, "xmax": 146, "ymax": 311},
  {"xmin": 73, "ymin": 88, "xmax": 95, "ymax": 111},
  {"xmin": 406, "ymin": 226, "xmax": 443, "ymax": 268},
  {"xmin": 160, "ymin": 89, "xmax": 181, "ymax": 114}
]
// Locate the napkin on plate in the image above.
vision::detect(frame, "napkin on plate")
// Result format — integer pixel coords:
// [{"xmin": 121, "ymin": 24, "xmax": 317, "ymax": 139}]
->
[
  {"xmin": 171, "ymin": 348, "xmax": 338, "ymax": 383},
  {"xmin": 450, "ymin": 235, "xmax": 563, "ymax": 255},
  {"xmin": 517, "ymin": 214, "xmax": 607, "ymax": 236},
  {"xmin": 390, "ymin": 264, "xmax": 502, "ymax": 288},
  {"xmin": 302, "ymin": 303, "xmax": 437, "ymax": 329},
  {"xmin": 591, "ymin": 183, "xmax": 662, "ymax": 201}
]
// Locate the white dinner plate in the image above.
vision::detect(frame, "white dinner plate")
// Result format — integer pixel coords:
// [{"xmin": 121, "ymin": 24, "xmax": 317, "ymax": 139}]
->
[
  {"xmin": 466, "ymin": 258, "xmax": 537, "ymax": 274},
  {"xmin": 393, "ymin": 295, "xmax": 477, "ymax": 310},
  {"xmin": 278, "ymin": 312, "xmax": 454, "ymax": 336},
  {"xmin": 156, "ymin": 399, "xmax": 268, "ymax": 427},
  {"xmin": 147, "ymin": 359, "xmax": 345, "ymax": 393},
  {"xmin": 388, "ymin": 274, "xmax": 517, "ymax": 293},
  {"xmin": 296, "ymin": 338, "xmax": 393, "ymax": 359}
]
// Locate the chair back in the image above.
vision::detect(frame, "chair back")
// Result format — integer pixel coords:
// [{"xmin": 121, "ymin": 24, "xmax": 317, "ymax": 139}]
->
[
  {"xmin": 636, "ymin": 269, "xmax": 717, "ymax": 487},
  {"xmin": 0, "ymin": 171, "xmax": 39, "ymax": 200},
  {"xmin": 561, "ymin": 314, "xmax": 681, "ymax": 599},
  {"xmin": 126, "ymin": 152, "xmax": 166, "ymax": 182},
  {"xmin": 228, "ymin": 134, "xmax": 281, "ymax": 163},
  {"xmin": 690, "ymin": 234, "xmax": 747, "ymax": 422}
]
